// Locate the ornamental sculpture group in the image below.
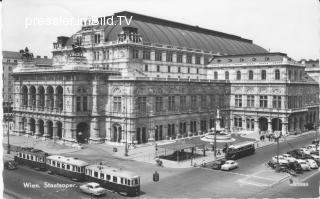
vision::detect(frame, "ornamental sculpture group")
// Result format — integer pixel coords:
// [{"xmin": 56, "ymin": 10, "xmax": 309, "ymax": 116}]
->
[
  {"xmin": 19, "ymin": 47, "xmax": 34, "ymax": 61},
  {"xmin": 71, "ymin": 37, "xmax": 86, "ymax": 57}
]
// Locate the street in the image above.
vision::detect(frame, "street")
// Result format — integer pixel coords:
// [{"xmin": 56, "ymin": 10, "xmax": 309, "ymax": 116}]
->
[{"xmin": 3, "ymin": 133, "xmax": 319, "ymax": 198}]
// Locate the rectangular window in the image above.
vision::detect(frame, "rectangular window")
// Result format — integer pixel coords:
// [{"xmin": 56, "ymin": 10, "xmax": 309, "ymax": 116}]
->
[
  {"xmin": 155, "ymin": 96, "xmax": 163, "ymax": 112},
  {"xmin": 260, "ymin": 96, "xmax": 268, "ymax": 108},
  {"xmin": 155, "ymin": 51, "xmax": 162, "ymax": 61},
  {"xmin": 187, "ymin": 54, "xmax": 192, "ymax": 64},
  {"xmin": 137, "ymin": 97, "xmax": 147, "ymax": 113},
  {"xmin": 180, "ymin": 96, "xmax": 186, "ymax": 110},
  {"xmin": 204, "ymin": 56, "xmax": 209, "ymax": 65},
  {"xmin": 82, "ymin": 96, "xmax": 87, "ymax": 111},
  {"xmin": 191, "ymin": 95, "xmax": 197, "ymax": 109},
  {"xmin": 94, "ymin": 171, "xmax": 98, "ymax": 178},
  {"xmin": 132, "ymin": 49, "xmax": 139, "ymax": 59},
  {"xmin": 156, "ymin": 65, "xmax": 160, "ymax": 72},
  {"xmin": 94, "ymin": 34, "xmax": 100, "ymax": 43},
  {"xmin": 196, "ymin": 68, "xmax": 199, "ymax": 74},
  {"xmin": 168, "ymin": 66, "xmax": 171, "ymax": 73},
  {"xmin": 234, "ymin": 117, "xmax": 242, "ymax": 127},
  {"xmin": 100, "ymin": 173, "xmax": 104, "ymax": 179},
  {"xmin": 200, "ymin": 120, "xmax": 207, "ymax": 132},
  {"xmin": 200, "ymin": 95, "xmax": 207, "ymax": 108},
  {"xmin": 113, "ymin": 97, "xmax": 121, "ymax": 113},
  {"xmin": 272, "ymin": 96, "xmax": 281, "ymax": 109},
  {"xmin": 76, "ymin": 97, "xmax": 81, "ymax": 111},
  {"xmin": 247, "ymin": 95, "xmax": 254, "ymax": 107},
  {"xmin": 107, "ymin": 175, "xmax": 111, "ymax": 181},
  {"xmin": 177, "ymin": 54, "xmax": 182, "ymax": 63},
  {"xmin": 210, "ymin": 95, "xmax": 215, "ymax": 107},
  {"xmin": 113, "ymin": 176, "xmax": 117, "ymax": 183},
  {"xmin": 168, "ymin": 96, "xmax": 175, "ymax": 111},
  {"xmin": 178, "ymin": 67, "xmax": 181, "ymax": 73},
  {"xmin": 166, "ymin": 52, "xmax": 172, "ymax": 62},
  {"xmin": 144, "ymin": 64, "xmax": 148, "ymax": 72},
  {"xmin": 143, "ymin": 50, "xmax": 150, "ymax": 60},
  {"xmin": 196, "ymin": 56, "xmax": 201, "ymax": 65},
  {"xmin": 235, "ymin": 95, "xmax": 242, "ymax": 107}
]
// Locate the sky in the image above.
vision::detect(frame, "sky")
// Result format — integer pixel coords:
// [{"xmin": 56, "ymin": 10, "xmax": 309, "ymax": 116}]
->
[{"xmin": 2, "ymin": 0, "xmax": 320, "ymax": 60}]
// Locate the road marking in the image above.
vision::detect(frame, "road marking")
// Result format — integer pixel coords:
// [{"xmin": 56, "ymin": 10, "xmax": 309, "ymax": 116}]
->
[
  {"xmin": 238, "ymin": 179, "xmax": 270, "ymax": 187},
  {"xmin": 300, "ymin": 170, "xmax": 320, "ymax": 182}
]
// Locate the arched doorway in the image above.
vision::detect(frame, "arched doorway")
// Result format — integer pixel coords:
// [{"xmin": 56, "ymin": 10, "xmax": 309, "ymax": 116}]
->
[
  {"xmin": 29, "ymin": 118, "xmax": 35, "ymax": 135},
  {"xmin": 30, "ymin": 86, "xmax": 36, "ymax": 109},
  {"xmin": 142, "ymin": 127, "xmax": 147, "ymax": 143},
  {"xmin": 112, "ymin": 125, "xmax": 122, "ymax": 143},
  {"xmin": 56, "ymin": 86, "xmax": 63, "ymax": 111},
  {"xmin": 259, "ymin": 117, "xmax": 268, "ymax": 131},
  {"xmin": 136, "ymin": 128, "xmax": 141, "ymax": 144},
  {"xmin": 47, "ymin": 120, "xmax": 53, "ymax": 138},
  {"xmin": 76, "ymin": 122, "xmax": 89, "ymax": 143},
  {"xmin": 47, "ymin": 86, "xmax": 54, "ymax": 110},
  {"xmin": 272, "ymin": 118, "xmax": 282, "ymax": 131},
  {"xmin": 38, "ymin": 86, "xmax": 45, "ymax": 110},
  {"xmin": 38, "ymin": 119, "xmax": 44, "ymax": 136},
  {"xmin": 22, "ymin": 86, "xmax": 28, "ymax": 107},
  {"xmin": 299, "ymin": 117, "xmax": 303, "ymax": 131},
  {"xmin": 294, "ymin": 118, "xmax": 298, "ymax": 131},
  {"xmin": 56, "ymin": 121, "xmax": 63, "ymax": 139}
]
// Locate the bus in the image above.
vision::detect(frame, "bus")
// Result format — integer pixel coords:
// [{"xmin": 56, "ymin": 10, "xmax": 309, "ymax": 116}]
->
[
  {"xmin": 14, "ymin": 147, "xmax": 48, "ymax": 170},
  {"xmin": 225, "ymin": 141, "xmax": 255, "ymax": 160},
  {"xmin": 85, "ymin": 164, "xmax": 140, "ymax": 196},
  {"xmin": 46, "ymin": 155, "xmax": 89, "ymax": 181}
]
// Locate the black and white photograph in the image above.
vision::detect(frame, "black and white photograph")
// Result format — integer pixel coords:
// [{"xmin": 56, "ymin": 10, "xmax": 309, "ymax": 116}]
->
[{"xmin": 1, "ymin": 0, "xmax": 320, "ymax": 198}]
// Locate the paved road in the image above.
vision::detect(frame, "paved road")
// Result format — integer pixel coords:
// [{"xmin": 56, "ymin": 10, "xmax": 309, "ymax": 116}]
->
[
  {"xmin": 3, "ymin": 166, "xmax": 123, "ymax": 199},
  {"xmin": 3, "ymin": 132, "xmax": 318, "ymax": 198}
]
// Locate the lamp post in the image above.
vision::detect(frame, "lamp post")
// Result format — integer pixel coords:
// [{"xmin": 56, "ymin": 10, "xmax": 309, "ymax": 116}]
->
[{"xmin": 124, "ymin": 96, "xmax": 128, "ymax": 157}]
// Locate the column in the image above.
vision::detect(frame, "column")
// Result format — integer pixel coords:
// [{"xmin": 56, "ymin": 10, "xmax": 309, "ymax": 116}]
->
[
  {"xmin": 28, "ymin": 92, "xmax": 32, "ymax": 109},
  {"xmin": 44, "ymin": 93, "xmax": 48, "ymax": 110},
  {"xmin": 43, "ymin": 122, "xmax": 49, "ymax": 138},
  {"xmin": 148, "ymin": 128, "xmax": 155, "ymax": 142},
  {"xmin": 53, "ymin": 93, "xmax": 57, "ymax": 111},
  {"xmin": 282, "ymin": 122, "xmax": 288, "ymax": 137},
  {"xmin": 254, "ymin": 117, "xmax": 259, "ymax": 133},
  {"xmin": 26, "ymin": 119, "xmax": 31, "ymax": 136},
  {"xmin": 36, "ymin": 93, "xmax": 39, "ymax": 110},
  {"xmin": 35, "ymin": 120, "xmax": 41, "ymax": 137},
  {"xmin": 53, "ymin": 122, "xmax": 58, "ymax": 139},
  {"xmin": 242, "ymin": 116, "xmax": 246, "ymax": 131},
  {"xmin": 267, "ymin": 118, "xmax": 272, "ymax": 133}
]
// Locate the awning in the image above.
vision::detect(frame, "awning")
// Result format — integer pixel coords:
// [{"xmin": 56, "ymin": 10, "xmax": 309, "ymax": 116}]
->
[{"xmin": 157, "ymin": 138, "xmax": 206, "ymax": 151}]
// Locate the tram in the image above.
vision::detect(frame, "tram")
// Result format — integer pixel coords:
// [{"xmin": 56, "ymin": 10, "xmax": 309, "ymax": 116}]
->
[
  {"xmin": 225, "ymin": 141, "xmax": 255, "ymax": 160},
  {"xmin": 14, "ymin": 147, "xmax": 48, "ymax": 170},
  {"xmin": 85, "ymin": 164, "xmax": 140, "ymax": 196},
  {"xmin": 46, "ymin": 155, "xmax": 89, "ymax": 181}
]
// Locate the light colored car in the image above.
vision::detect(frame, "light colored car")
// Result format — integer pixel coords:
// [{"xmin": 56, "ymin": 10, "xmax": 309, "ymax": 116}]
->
[
  {"xmin": 300, "ymin": 147, "xmax": 311, "ymax": 155},
  {"xmin": 305, "ymin": 159, "xmax": 318, "ymax": 169},
  {"xmin": 272, "ymin": 155, "xmax": 289, "ymax": 165},
  {"xmin": 221, "ymin": 160, "xmax": 238, "ymax": 171},
  {"xmin": 282, "ymin": 154, "xmax": 296, "ymax": 163},
  {"xmin": 296, "ymin": 159, "xmax": 311, "ymax": 171},
  {"xmin": 310, "ymin": 154, "xmax": 319, "ymax": 160},
  {"xmin": 80, "ymin": 182, "xmax": 107, "ymax": 196},
  {"xmin": 306, "ymin": 145, "xmax": 317, "ymax": 152}
]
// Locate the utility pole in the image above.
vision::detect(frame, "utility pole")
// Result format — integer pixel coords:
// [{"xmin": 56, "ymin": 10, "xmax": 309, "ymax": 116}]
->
[{"xmin": 124, "ymin": 95, "xmax": 128, "ymax": 156}]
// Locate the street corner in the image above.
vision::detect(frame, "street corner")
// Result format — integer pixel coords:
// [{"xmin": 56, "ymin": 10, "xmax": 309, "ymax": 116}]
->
[{"xmin": 238, "ymin": 170, "xmax": 291, "ymax": 187}]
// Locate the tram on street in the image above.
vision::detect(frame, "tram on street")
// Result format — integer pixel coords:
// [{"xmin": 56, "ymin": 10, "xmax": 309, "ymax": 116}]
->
[
  {"xmin": 14, "ymin": 147, "xmax": 49, "ymax": 170},
  {"xmin": 225, "ymin": 141, "xmax": 255, "ymax": 160},
  {"xmin": 85, "ymin": 164, "xmax": 140, "ymax": 196},
  {"xmin": 46, "ymin": 155, "xmax": 89, "ymax": 181}
]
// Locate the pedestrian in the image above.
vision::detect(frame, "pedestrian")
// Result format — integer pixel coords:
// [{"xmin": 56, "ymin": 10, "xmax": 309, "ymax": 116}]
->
[{"xmin": 262, "ymin": 135, "xmax": 265, "ymax": 141}]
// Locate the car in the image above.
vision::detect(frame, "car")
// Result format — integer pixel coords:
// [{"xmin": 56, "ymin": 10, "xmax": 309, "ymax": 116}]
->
[
  {"xmin": 221, "ymin": 160, "xmax": 238, "ymax": 171},
  {"xmin": 272, "ymin": 155, "xmax": 289, "ymax": 165},
  {"xmin": 282, "ymin": 154, "xmax": 296, "ymax": 163},
  {"xmin": 4, "ymin": 160, "xmax": 17, "ymax": 170},
  {"xmin": 296, "ymin": 159, "xmax": 311, "ymax": 171},
  {"xmin": 310, "ymin": 153, "xmax": 319, "ymax": 160},
  {"xmin": 312, "ymin": 139, "xmax": 319, "ymax": 145},
  {"xmin": 79, "ymin": 182, "xmax": 107, "ymax": 196},
  {"xmin": 306, "ymin": 145, "xmax": 318, "ymax": 152},
  {"xmin": 305, "ymin": 159, "xmax": 318, "ymax": 169},
  {"xmin": 211, "ymin": 159, "xmax": 226, "ymax": 170},
  {"xmin": 300, "ymin": 147, "xmax": 311, "ymax": 155},
  {"xmin": 287, "ymin": 150, "xmax": 304, "ymax": 159},
  {"xmin": 287, "ymin": 162, "xmax": 303, "ymax": 174}
]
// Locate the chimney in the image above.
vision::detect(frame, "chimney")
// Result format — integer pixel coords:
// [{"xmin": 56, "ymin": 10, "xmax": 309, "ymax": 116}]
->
[{"xmin": 37, "ymin": 55, "xmax": 41, "ymax": 58}]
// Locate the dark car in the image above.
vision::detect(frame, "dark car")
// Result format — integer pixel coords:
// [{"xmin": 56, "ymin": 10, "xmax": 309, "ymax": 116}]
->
[
  {"xmin": 312, "ymin": 139, "xmax": 319, "ymax": 145},
  {"xmin": 211, "ymin": 159, "xmax": 226, "ymax": 170},
  {"xmin": 287, "ymin": 162, "xmax": 303, "ymax": 174},
  {"xmin": 287, "ymin": 150, "xmax": 304, "ymax": 159},
  {"xmin": 4, "ymin": 160, "xmax": 17, "ymax": 170}
]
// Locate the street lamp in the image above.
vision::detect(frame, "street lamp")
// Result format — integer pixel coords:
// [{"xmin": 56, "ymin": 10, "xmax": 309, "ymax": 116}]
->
[
  {"xmin": 124, "ymin": 96, "xmax": 128, "ymax": 157},
  {"xmin": 4, "ymin": 113, "xmax": 13, "ymax": 154}
]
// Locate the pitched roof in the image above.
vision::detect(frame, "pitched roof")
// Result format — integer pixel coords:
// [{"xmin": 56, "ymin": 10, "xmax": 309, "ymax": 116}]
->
[
  {"xmin": 2, "ymin": 51, "xmax": 22, "ymax": 59},
  {"xmin": 69, "ymin": 11, "xmax": 267, "ymax": 55}
]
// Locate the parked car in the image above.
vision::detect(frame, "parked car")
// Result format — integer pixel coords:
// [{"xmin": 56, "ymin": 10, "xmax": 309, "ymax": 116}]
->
[
  {"xmin": 296, "ymin": 159, "xmax": 311, "ymax": 171},
  {"xmin": 282, "ymin": 154, "xmax": 296, "ymax": 163},
  {"xmin": 211, "ymin": 159, "xmax": 226, "ymax": 170},
  {"xmin": 287, "ymin": 162, "xmax": 303, "ymax": 174},
  {"xmin": 272, "ymin": 155, "xmax": 289, "ymax": 165},
  {"xmin": 287, "ymin": 150, "xmax": 304, "ymax": 159},
  {"xmin": 79, "ymin": 182, "xmax": 107, "ymax": 196},
  {"xmin": 300, "ymin": 147, "xmax": 311, "ymax": 155},
  {"xmin": 221, "ymin": 160, "xmax": 238, "ymax": 171},
  {"xmin": 311, "ymin": 139, "xmax": 319, "ymax": 145},
  {"xmin": 306, "ymin": 145, "xmax": 318, "ymax": 153},
  {"xmin": 305, "ymin": 159, "xmax": 318, "ymax": 169},
  {"xmin": 4, "ymin": 160, "xmax": 17, "ymax": 170}
]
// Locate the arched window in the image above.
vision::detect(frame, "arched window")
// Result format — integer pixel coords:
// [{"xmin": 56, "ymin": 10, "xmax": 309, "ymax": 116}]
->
[
  {"xmin": 261, "ymin": 70, "xmax": 266, "ymax": 80},
  {"xmin": 236, "ymin": 71, "xmax": 241, "ymax": 80},
  {"xmin": 225, "ymin": 71, "xmax": 229, "ymax": 80},
  {"xmin": 214, "ymin": 71, "xmax": 218, "ymax": 80},
  {"xmin": 248, "ymin": 70, "xmax": 253, "ymax": 80},
  {"xmin": 275, "ymin": 69, "xmax": 280, "ymax": 80},
  {"xmin": 294, "ymin": 70, "xmax": 298, "ymax": 80}
]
